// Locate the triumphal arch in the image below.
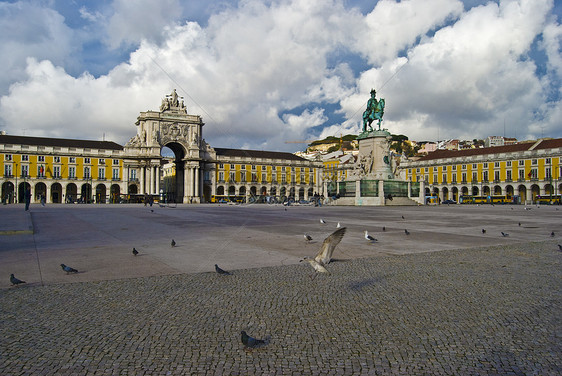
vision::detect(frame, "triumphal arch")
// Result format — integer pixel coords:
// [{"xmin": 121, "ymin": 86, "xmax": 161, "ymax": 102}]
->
[{"xmin": 124, "ymin": 90, "xmax": 212, "ymax": 203}]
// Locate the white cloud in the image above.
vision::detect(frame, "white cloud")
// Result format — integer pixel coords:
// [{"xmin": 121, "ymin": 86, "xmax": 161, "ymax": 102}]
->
[
  {"xmin": 105, "ymin": 0, "xmax": 183, "ymax": 49},
  {"xmin": 359, "ymin": 0, "xmax": 464, "ymax": 65},
  {"xmin": 0, "ymin": 0, "xmax": 560, "ymax": 152},
  {"xmin": 0, "ymin": 2, "xmax": 77, "ymax": 95}
]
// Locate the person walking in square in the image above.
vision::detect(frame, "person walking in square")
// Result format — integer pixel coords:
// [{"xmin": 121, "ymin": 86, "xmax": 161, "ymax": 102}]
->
[{"xmin": 24, "ymin": 187, "xmax": 31, "ymax": 211}]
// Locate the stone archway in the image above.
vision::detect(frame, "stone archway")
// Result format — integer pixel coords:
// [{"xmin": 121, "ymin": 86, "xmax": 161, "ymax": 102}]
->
[
  {"xmin": 18, "ymin": 182, "xmax": 31, "ymax": 203},
  {"xmin": 51, "ymin": 182, "xmax": 62, "ymax": 203},
  {"xmin": 530, "ymin": 184, "xmax": 540, "ymax": 202},
  {"xmin": 96, "ymin": 184, "xmax": 107, "ymax": 203},
  {"xmin": 2, "ymin": 181, "xmax": 14, "ymax": 203},
  {"xmin": 123, "ymin": 90, "xmax": 206, "ymax": 204},
  {"xmin": 35, "ymin": 182, "xmax": 47, "ymax": 202},
  {"xmin": 66, "ymin": 183, "xmax": 77, "ymax": 203},
  {"xmin": 452, "ymin": 187, "xmax": 458, "ymax": 201},
  {"xmin": 518, "ymin": 185, "xmax": 527, "ymax": 203},
  {"xmin": 110, "ymin": 184, "xmax": 121, "ymax": 203}
]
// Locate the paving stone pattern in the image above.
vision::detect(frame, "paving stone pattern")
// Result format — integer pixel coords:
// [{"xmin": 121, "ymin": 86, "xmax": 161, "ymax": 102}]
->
[{"xmin": 2, "ymin": 240, "xmax": 561, "ymax": 375}]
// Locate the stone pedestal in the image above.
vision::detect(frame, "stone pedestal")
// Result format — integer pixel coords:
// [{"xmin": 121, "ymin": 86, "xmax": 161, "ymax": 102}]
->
[{"xmin": 356, "ymin": 129, "xmax": 394, "ymax": 180}]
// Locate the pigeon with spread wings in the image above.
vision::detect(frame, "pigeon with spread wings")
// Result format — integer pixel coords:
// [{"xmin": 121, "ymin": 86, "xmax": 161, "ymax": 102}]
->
[{"xmin": 314, "ymin": 227, "xmax": 346, "ymax": 265}]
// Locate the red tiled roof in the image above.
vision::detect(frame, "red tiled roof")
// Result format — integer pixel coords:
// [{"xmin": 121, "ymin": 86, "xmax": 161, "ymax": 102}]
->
[
  {"xmin": 416, "ymin": 139, "xmax": 562, "ymax": 161},
  {"xmin": 0, "ymin": 134, "xmax": 123, "ymax": 150},
  {"xmin": 214, "ymin": 147, "xmax": 306, "ymax": 161}
]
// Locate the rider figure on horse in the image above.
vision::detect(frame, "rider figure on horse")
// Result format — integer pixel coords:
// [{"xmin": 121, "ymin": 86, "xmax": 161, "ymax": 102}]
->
[{"xmin": 362, "ymin": 89, "xmax": 385, "ymax": 132}]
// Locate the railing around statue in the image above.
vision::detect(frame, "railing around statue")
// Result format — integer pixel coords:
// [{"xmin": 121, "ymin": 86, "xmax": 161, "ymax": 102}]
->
[
  {"xmin": 360, "ymin": 180, "xmax": 378, "ymax": 197},
  {"xmin": 338, "ymin": 181, "xmax": 356, "ymax": 197},
  {"xmin": 383, "ymin": 180, "xmax": 409, "ymax": 197}
]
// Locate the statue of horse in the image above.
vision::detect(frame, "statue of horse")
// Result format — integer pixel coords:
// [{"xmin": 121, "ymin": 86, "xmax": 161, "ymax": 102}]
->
[{"xmin": 362, "ymin": 97, "xmax": 385, "ymax": 132}]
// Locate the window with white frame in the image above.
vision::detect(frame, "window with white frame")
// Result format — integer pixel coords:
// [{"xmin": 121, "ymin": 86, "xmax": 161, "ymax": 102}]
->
[
  {"xmin": 54, "ymin": 156, "xmax": 61, "ymax": 163},
  {"xmin": 98, "ymin": 167, "xmax": 105, "ymax": 179},
  {"xmin": 69, "ymin": 166, "xmax": 76, "ymax": 179},
  {"xmin": 99, "ymin": 159, "xmax": 105, "ymax": 165},
  {"xmin": 218, "ymin": 171, "xmax": 224, "ymax": 182},
  {"xmin": 21, "ymin": 164, "xmax": 29, "ymax": 177},
  {"xmin": 84, "ymin": 157, "xmax": 91, "ymax": 164},
  {"xmin": 4, "ymin": 164, "xmax": 12, "ymax": 177},
  {"xmin": 229, "ymin": 172, "xmax": 235, "ymax": 182},
  {"xmin": 69, "ymin": 157, "xmax": 76, "ymax": 163},
  {"xmin": 38, "ymin": 155, "xmax": 45, "ymax": 162},
  {"xmin": 22, "ymin": 155, "xmax": 29, "ymax": 162},
  {"xmin": 84, "ymin": 166, "xmax": 91, "ymax": 178},
  {"xmin": 130, "ymin": 169, "xmax": 137, "ymax": 180},
  {"xmin": 5, "ymin": 154, "xmax": 12, "ymax": 161},
  {"xmin": 113, "ymin": 159, "xmax": 119, "ymax": 165},
  {"xmin": 506, "ymin": 170, "xmax": 512, "ymax": 181},
  {"xmin": 112, "ymin": 168, "xmax": 119, "ymax": 180},
  {"xmin": 53, "ymin": 166, "xmax": 61, "ymax": 178}
]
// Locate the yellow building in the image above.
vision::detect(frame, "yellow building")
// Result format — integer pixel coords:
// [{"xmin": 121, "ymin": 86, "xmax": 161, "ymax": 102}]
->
[
  {"xmin": 401, "ymin": 138, "xmax": 562, "ymax": 204},
  {"xmin": 212, "ymin": 148, "xmax": 321, "ymax": 203},
  {"xmin": 0, "ymin": 134, "xmax": 125, "ymax": 203}
]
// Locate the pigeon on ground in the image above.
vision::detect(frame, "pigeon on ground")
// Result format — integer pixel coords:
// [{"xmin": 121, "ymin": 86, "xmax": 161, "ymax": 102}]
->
[
  {"xmin": 364, "ymin": 231, "xmax": 377, "ymax": 242},
  {"xmin": 10, "ymin": 274, "xmax": 26, "ymax": 286},
  {"xmin": 551, "ymin": 231, "xmax": 555, "ymax": 237},
  {"xmin": 401, "ymin": 215, "xmax": 405, "ymax": 220},
  {"xmin": 501, "ymin": 232, "xmax": 509, "ymax": 237},
  {"xmin": 171, "ymin": 239, "xmax": 176, "ymax": 247},
  {"xmin": 215, "ymin": 264, "xmax": 231, "ymax": 275},
  {"xmin": 314, "ymin": 227, "xmax": 347, "ymax": 265},
  {"xmin": 60, "ymin": 264, "xmax": 78, "ymax": 274},
  {"xmin": 320, "ymin": 219, "xmax": 326, "ymax": 224},
  {"xmin": 558, "ymin": 244, "xmax": 562, "ymax": 251},
  {"xmin": 405, "ymin": 229, "xmax": 410, "ymax": 235},
  {"xmin": 132, "ymin": 248, "xmax": 139, "ymax": 256},
  {"xmin": 518, "ymin": 222, "xmax": 521, "ymax": 227},
  {"xmin": 482, "ymin": 229, "xmax": 486, "ymax": 234},
  {"xmin": 336, "ymin": 222, "xmax": 341, "ymax": 228},
  {"xmin": 304, "ymin": 234, "xmax": 313, "ymax": 242},
  {"xmin": 382, "ymin": 226, "xmax": 386, "ymax": 232},
  {"xmin": 241, "ymin": 331, "xmax": 266, "ymax": 349}
]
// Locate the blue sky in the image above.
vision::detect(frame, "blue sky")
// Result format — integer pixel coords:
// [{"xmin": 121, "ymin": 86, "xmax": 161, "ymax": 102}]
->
[{"xmin": 0, "ymin": 0, "xmax": 560, "ymax": 152}]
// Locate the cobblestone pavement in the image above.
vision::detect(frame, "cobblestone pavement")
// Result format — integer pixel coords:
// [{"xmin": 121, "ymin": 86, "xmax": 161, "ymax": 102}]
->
[{"xmin": 2, "ymin": 240, "xmax": 561, "ymax": 375}]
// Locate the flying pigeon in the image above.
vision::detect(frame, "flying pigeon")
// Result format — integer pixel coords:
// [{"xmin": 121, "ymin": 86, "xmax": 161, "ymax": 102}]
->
[
  {"xmin": 404, "ymin": 229, "xmax": 410, "ymax": 235},
  {"xmin": 320, "ymin": 219, "xmax": 326, "ymax": 224},
  {"xmin": 215, "ymin": 264, "xmax": 231, "ymax": 275},
  {"xmin": 171, "ymin": 239, "xmax": 176, "ymax": 247},
  {"xmin": 501, "ymin": 232, "xmax": 509, "ymax": 237},
  {"xmin": 364, "ymin": 231, "xmax": 377, "ymax": 242},
  {"xmin": 60, "ymin": 264, "xmax": 78, "ymax": 274},
  {"xmin": 10, "ymin": 274, "xmax": 26, "ymax": 286},
  {"xmin": 482, "ymin": 229, "xmax": 486, "ymax": 234},
  {"xmin": 241, "ymin": 331, "xmax": 266, "ymax": 349},
  {"xmin": 314, "ymin": 227, "xmax": 347, "ymax": 265},
  {"xmin": 304, "ymin": 234, "xmax": 313, "ymax": 242},
  {"xmin": 132, "ymin": 248, "xmax": 139, "ymax": 256}
]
